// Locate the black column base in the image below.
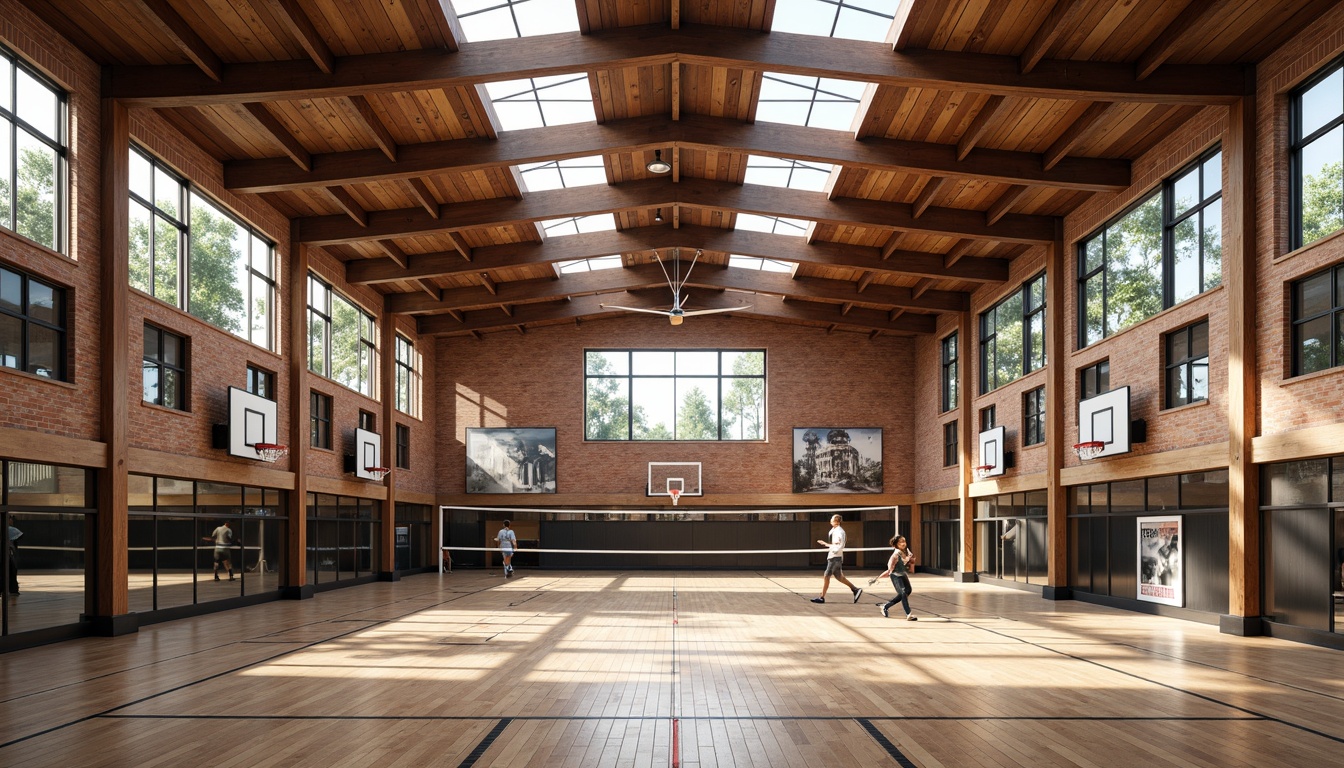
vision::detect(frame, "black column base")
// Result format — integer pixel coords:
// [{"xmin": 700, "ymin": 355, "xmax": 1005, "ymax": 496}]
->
[
  {"xmin": 281, "ymin": 585, "xmax": 315, "ymax": 600},
  {"xmin": 1041, "ymin": 586, "xmax": 1073, "ymax": 601},
  {"xmin": 952, "ymin": 571, "xmax": 979, "ymax": 583},
  {"xmin": 378, "ymin": 570, "xmax": 400, "ymax": 582},
  {"xmin": 1219, "ymin": 614, "xmax": 1263, "ymax": 636},
  {"xmin": 88, "ymin": 613, "xmax": 139, "ymax": 637}
]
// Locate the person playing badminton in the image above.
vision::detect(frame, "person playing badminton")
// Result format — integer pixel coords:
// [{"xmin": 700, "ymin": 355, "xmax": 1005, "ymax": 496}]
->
[{"xmin": 869, "ymin": 535, "xmax": 917, "ymax": 620}]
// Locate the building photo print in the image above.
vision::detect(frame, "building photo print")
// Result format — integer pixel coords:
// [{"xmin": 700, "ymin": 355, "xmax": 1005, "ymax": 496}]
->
[{"xmin": 792, "ymin": 427, "xmax": 883, "ymax": 493}]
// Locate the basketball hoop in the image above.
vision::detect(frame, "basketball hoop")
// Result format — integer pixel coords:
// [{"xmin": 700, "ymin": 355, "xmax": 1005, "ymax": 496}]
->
[
  {"xmin": 1073, "ymin": 441, "xmax": 1105, "ymax": 461},
  {"xmin": 365, "ymin": 466, "xmax": 392, "ymax": 481},
  {"xmin": 254, "ymin": 443, "xmax": 288, "ymax": 463},
  {"xmin": 974, "ymin": 465, "xmax": 994, "ymax": 480},
  {"xmin": 669, "ymin": 488, "xmax": 681, "ymax": 506}
]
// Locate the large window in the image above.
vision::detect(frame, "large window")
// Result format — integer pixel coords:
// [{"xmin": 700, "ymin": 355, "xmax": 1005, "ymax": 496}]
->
[
  {"xmin": 1165, "ymin": 320, "xmax": 1209, "ymax": 408},
  {"xmin": 307, "ymin": 274, "xmax": 376, "ymax": 396},
  {"xmin": 0, "ymin": 265, "xmax": 64, "ymax": 379},
  {"xmin": 1023, "ymin": 386, "xmax": 1045, "ymax": 446},
  {"xmin": 1079, "ymin": 149, "xmax": 1222, "ymax": 346},
  {"xmin": 129, "ymin": 147, "xmax": 275, "ymax": 349},
  {"xmin": 143, "ymin": 324, "xmax": 186, "ymax": 410},
  {"xmin": 395, "ymin": 335, "xmax": 421, "ymax": 417},
  {"xmin": 1292, "ymin": 262, "xmax": 1344, "ymax": 375},
  {"xmin": 980, "ymin": 273, "xmax": 1045, "ymax": 393},
  {"xmin": 1292, "ymin": 59, "xmax": 1344, "ymax": 249},
  {"xmin": 0, "ymin": 46, "xmax": 67, "ymax": 252},
  {"xmin": 584, "ymin": 349, "xmax": 765, "ymax": 441},
  {"xmin": 941, "ymin": 332, "xmax": 958, "ymax": 412}
]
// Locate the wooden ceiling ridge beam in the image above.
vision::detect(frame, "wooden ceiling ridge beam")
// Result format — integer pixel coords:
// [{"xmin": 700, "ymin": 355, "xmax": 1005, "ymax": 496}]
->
[
  {"xmin": 224, "ymin": 113, "xmax": 1131, "ymax": 194},
  {"xmin": 108, "ymin": 24, "xmax": 1244, "ymax": 107},
  {"xmin": 299, "ymin": 178, "xmax": 1059, "ymax": 246},
  {"xmin": 258, "ymin": 0, "xmax": 334, "ymax": 74},
  {"xmin": 132, "ymin": 0, "xmax": 223, "ymax": 82},
  {"xmin": 242, "ymin": 103, "xmax": 311, "ymax": 171},
  {"xmin": 346, "ymin": 225, "xmax": 1008, "ymax": 287}
]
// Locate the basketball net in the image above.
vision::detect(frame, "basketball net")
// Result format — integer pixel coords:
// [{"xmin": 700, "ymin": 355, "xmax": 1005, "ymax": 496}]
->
[{"xmin": 669, "ymin": 488, "xmax": 681, "ymax": 506}]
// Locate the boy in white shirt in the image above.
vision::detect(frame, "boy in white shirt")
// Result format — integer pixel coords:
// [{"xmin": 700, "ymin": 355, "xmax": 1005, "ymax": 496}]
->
[
  {"xmin": 811, "ymin": 514, "xmax": 862, "ymax": 604},
  {"xmin": 495, "ymin": 520, "xmax": 517, "ymax": 578}
]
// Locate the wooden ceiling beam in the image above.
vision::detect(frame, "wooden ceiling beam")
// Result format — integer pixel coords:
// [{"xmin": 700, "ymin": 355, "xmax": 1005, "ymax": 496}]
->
[
  {"xmin": 257, "ymin": 0, "xmax": 334, "ymax": 74},
  {"xmin": 242, "ymin": 103, "xmax": 311, "ymax": 171},
  {"xmin": 108, "ymin": 24, "xmax": 1243, "ymax": 107},
  {"xmin": 132, "ymin": 0, "xmax": 223, "ymax": 82},
  {"xmin": 404, "ymin": 177, "xmax": 441, "ymax": 219},
  {"xmin": 1135, "ymin": 0, "xmax": 1230, "ymax": 81},
  {"xmin": 388, "ymin": 260, "xmax": 968, "ymax": 314},
  {"xmin": 421, "ymin": 0, "xmax": 465, "ymax": 51},
  {"xmin": 1019, "ymin": 0, "xmax": 1086, "ymax": 75},
  {"xmin": 225, "ymin": 113, "xmax": 1129, "ymax": 194},
  {"xmin": 986, "ymin": 185, "xmax": 1029, "ymax": 226},
  {"xmin": 1043, "ymin": 102, "xmax": 1111, "ymax": 171},
  {"xmin": 325, "ymin": 186, "xmax": 368, "ymax": 227},
  {"xmin": 299, "ymin": 177, "xmax": 1057, "ymax": 246},
  {"xmin": 943, "ymin": 239, "xmax": 975, "ymax": 269},
  {"xmin": 348, "ymin": 96, "xmax": 398, "ymax": 162},
  {"xmin": 412, "ymin": 279, "xmax": 441, "ymax": 300},
  {"xmin": 417, "ymin": 292, "xmax": 936, "ymax": 336},
  {"xmin": 956, "ymin": 95, "xmax": 1005, "ymax": 160},
  {"xmin": 345, "ymin": 225, "xmax": 1010, "ymax": 286},
  {"xmin": 373, "ymin": 239, "xmax": 407, "ymax": 268},
  {"xmin": 912, "ymin": 177, "xmax": 946, "ymax": 219}
]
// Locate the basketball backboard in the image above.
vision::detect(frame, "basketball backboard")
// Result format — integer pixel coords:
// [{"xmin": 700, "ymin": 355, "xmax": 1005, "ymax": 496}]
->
[
  {"xmin": 977, "ymin": 425, "xmax": 1006, "ymax": 478},
  {"xmin": 648, "ymin": 462, "xmax": 703, "ymax": 497},
  {"xmin": 353, "ymin": 428, "xmax": 384, "ymax": 480},
  {"xmin": 1078, "ymin": 386, "xmax": 1131, "ymax": 458},
  {"xmin": 224, "ymin": 386, "xmax": 278, "ymax": 461}
]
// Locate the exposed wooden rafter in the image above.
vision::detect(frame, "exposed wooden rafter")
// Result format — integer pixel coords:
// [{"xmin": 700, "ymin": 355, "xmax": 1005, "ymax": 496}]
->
[
  {"xmin": 1043, "ymin": 102, "xmax": 1112, "ymax": 171},
  {"xmin": 241, "ymin": 103, "xmax": 311, "ymax": 171},
  {"xmin": 348, "ymin": 96, "xmax": 398, "ymax": 162},
  {"xmin": 258, "ymin": 0, "xmax": 334, "ymax": 73},
  {"xmin": 1019, "ymin": 0, "xmax": 1086, "ymax": 75},
  {"xmin": 132, "ymin": 0, "xmax": 223, "ymax": 82}
]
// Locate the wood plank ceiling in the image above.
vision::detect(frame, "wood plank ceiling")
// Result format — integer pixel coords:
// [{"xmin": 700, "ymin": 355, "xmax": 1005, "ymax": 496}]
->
[{"xmin": 27, "ymin": 0, "xmax": 1333, "ymax": 339}]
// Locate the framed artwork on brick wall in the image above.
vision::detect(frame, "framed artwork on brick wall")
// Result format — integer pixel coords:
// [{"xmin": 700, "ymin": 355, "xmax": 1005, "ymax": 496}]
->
[
  {"xmin": 791, "ymin": 428, "xmax": 883, "ymax": 493},
  {"xmin": 466, "ymin": 428, "xmax": 557, "ymax": 493}
]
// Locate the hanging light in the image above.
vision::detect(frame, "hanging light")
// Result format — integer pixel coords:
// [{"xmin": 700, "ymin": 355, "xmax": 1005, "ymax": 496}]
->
[
  {"xmin": 646, "ymin": 149, "xmax": 671, "ymax": 174},
  {"xmin": 654, "ymin": 208, "xmax": 663, "ymax": 222}
]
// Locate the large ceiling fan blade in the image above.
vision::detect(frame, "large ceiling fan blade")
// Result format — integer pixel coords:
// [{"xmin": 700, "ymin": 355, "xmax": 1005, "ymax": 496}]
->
[
  {"xmin": 599, "ymin": 304, "xmax": 674, "ymax": 316},
  {"xmin": 679, "ymin": 305, "xmax": 752, "ymax": 317}
]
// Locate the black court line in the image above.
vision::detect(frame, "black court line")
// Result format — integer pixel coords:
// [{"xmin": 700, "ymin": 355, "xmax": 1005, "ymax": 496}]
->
[
  {"xmin": 857, "ymin": 718, "xmax": 919, "ymax": 768},
  {"xmin": 100, "ymin": 714, "xmax": 1265, "ymax": 723},
  {"xmin": 457, "ymin": 718, "xmax": 511, "ymax": 768}
]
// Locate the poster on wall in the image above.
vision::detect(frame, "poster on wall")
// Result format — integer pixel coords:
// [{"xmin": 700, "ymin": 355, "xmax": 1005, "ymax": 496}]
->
[
  {"xmin": 466, "ymin": 428, "xmax": 557, "ymax": 493},
  {"xmin": 1137, "ymin": 515, "xmax": 1183, "ymax": 606},
  {"xmin": 791, "ymin": 427, "xmax": 883, "ymax": 493}
]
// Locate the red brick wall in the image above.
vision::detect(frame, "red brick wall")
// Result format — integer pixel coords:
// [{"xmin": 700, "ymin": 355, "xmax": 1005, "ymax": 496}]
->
[
  {"xmin": 0, "ymin": 1, "xmax": 102, "ymax": 441},
  {"xmin": 390, "ymin": 314, "xmax": 438, "ymax": 497},
  {"xmin": 434, "ymin": 315, "xmax": 916, "ymax": 497},
  {"xmin": 913, "ymin": 313, "xmax": 961, "ymax": 494},
  {"xmin": 1254, "ymin": 3, "xmax": 1344, "ymax": 437}
]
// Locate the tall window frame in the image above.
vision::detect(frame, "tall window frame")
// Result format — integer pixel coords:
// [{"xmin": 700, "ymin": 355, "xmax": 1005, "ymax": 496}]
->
[
  {"xmin": 980, "ymin": 405, "xmax": 996, "ymax": 432},
  {"xmin": 0, "ymin": 264, "xmax": 66, "ymax": 380},
  {"xmin": 395, "ymin": 424, "xmax": 411, "ymax": 470},
  {"xmin": 1164, "ymin": 320, "xmax": 1209, "ymax": 409},
  {"xmin": 943, "ymin": 421, "xmax": 959, "ymax": 467},
  {"xmin": 0, "ymin": 45, "xmax": 68, "ymax": 253},
  {"xmin": 1290, "ymin": 262, "xmax": 1344, "ymax": 376},
  {"xmin": 584, "ymin": 349, "xmax": 766, "ymax": 441},
  {"xmin": 246, "ymin": 364, "xmax": 275, "ymax": 401},
  {"xmin": 980, "ymin": 273, "xmax": 1046, "ymax": 394},
  {"xmin": 1291, "ymin": 56, "xmax": 1344, "ymax": 250},
  {"xmin": 307, "ymin": 274, "xmax": 376, "ymax": 397},
  {"xmin": 940, "ymin": 332, "xmax": 958, "ymax": 413},
  {"xmin": 310, "ymin": 391, "xmax": 332, "ymax": 449},
  {"xmin": 1023, "ymin": 386, "xmax": 1046, "ymax": 447},
  {"xmin": 128, "ymin": 145, "xmax": 276, "ymax": 349},
  {"xmin": 1079, "ymin": 148, "xmax": 1223, "ymax": 347},
  {"xmin": 142, "ymin": 324, "xmax": 187, "ymax": 411},
  {"xmin": 395, "ymin": 334, "xmax": 421, "ymax": 417}
]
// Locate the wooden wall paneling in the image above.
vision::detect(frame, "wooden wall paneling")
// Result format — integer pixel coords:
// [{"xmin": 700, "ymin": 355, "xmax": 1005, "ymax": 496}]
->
[
  {"xmin": 1252, "ymin": 422, "xmax": 1344, "ymax": 464},
  {"xmin": 969, "ymin": 471, "xmax": 1049, "ymax": 498},
  {"xmin": 287, "ymin": 236, "xmax": 311, "ymax": 593},
  {"xmin": 0, "ymin": 427, "xmax": 105, "ymax": 468},
  {"xmin": 1225, "ymin": 82, "xmax": 1259, "ymax": 629},
  {"xmin": 1058, "ymin": 442, "xmax": 1231, "ymax": 487},
  {"xmin": 380, "ymin": 295, "xmax": 398, "ymax": 578},
  {"xmin": 126, "ymin": 448, "xmax": 296, "ymax": 490},
  {"xmin": 97, "ymin": 96, "xmax": 132, "ymax": 627}
]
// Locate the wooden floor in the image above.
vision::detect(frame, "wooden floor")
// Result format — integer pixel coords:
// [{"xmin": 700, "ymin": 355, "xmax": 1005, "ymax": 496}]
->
[{"xmin": 2, "ymin": 571, "xmax": 1343, "ymax": 767}]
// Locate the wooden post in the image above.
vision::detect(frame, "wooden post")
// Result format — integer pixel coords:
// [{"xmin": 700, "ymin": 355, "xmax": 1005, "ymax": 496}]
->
[
  {"xmin": 1223, "ymin": 75, "xmax": 1260, "ymax": 634},
  {"xmin": 955, "ymin": 310, "xmax": 977, "ymax": 581},
  {"xmin": 379, "ymin": 296, "xmax": 399, "ymax": 580},
  {"xmin": 285, "ymin": 233, "xmax": 312, "ymax": 597},
  {"xmin": 95, "ymin": 93, "xmax": 133, "ymax": 633},
  {"xmin": 1044, "ymin": 221, "xmax": 1070, "ymax": 598}
]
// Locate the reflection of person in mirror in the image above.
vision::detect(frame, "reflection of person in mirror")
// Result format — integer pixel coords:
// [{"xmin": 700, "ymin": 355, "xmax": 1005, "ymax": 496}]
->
[
  {"xmin": 7, "ymin": 525, "xmax": 22, "ymax": 595},
  {"xmin": 204, "ymin": 521, "xmax": 235, "ymax": 581}
]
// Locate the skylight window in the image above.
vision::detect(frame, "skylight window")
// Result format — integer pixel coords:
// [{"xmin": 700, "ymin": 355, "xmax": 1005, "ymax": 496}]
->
[
  {"xmin": 485, "ymin": 75, "xmax": 596, "ymax": 131},
  {"xmin": 540, "ymin": 214, "xmax": 616, "ymax": 237},
  {"xmin": 729, "ymin": 255, "xmax": 794, "ymax": 273},
  {"xmin": 556, "ymin": 255, "xmax": 623, "ymax": 274},
  {"xmin": 735, "ymin": 214, "xmax": 810, "ymax": 237},
  {"xmin": 755, "ymin": 73, "xmax": 867, "ymax": 132},
  {"xmin": 455, "ymin": 0, "xmax": 581, "ymax": 42},
  {"xmin": 744, "ymin": 156, "xmax": 834, "ymax": 192},
  {"xmin": 769, "ymin": 0, "xmax": 900, "ymax": 42},
  {"xmin": 518, "ymin": 156, "xmax": 608, "ymax": 191}
]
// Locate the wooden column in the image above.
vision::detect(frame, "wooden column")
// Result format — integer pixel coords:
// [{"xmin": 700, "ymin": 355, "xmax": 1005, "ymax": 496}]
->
[
  {"xmin": 1044, "ymin": 222, "xmax": 1070, "ymax": 598},
  {"xmin": 1224, "ymin": 75, "xmax": 1260, "ymax": 634},
  {"xmin": 285, "ymin": 233, "xmax": 312, "ymax": 597},
  {"xmin": 908, "ymin": 503, "xmax": 922, "ymax": 567},
  {"xmin": 94, "ymin": 94, "xmax": 133, "ymax": 633},
  {"xmin": 379, "ymin": 296, "xmax": 398, "ymax": 580},
  {"xmin": 955, "ymin": 310, "xmax": 977, "ymax": 581}
]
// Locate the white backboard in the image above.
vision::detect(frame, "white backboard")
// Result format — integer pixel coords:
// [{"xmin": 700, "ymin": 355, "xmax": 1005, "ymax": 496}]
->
[
  {"xmin": 648, "ymin": 462, "xmax": 703, "ymax": 496},
  {"xmin": 1078, "ymin": 386, "xmax": 1131, "ymax": 458},
  {"xmin": 354, "ymin": 428, "xmax": 384, "ymax": 479},
  {"xmin": 226, "ymin": 386, "xmax": 278, "ymax": 461},
  {"xmin": 977, "ymin": 425, "xmax": 1006, "ymax": 477}
]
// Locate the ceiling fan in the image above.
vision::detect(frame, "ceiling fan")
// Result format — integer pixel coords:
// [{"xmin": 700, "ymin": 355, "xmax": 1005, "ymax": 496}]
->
[{"xmin": 601, "ymin": 248, "xmax": 751, "ymax": 325}]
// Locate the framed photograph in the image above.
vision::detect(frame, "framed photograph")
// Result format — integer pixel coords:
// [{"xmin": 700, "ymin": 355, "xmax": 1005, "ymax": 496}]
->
[
  {"xmin": 1137, "ymin": 515, "xmax": 1183, "ymax": 607},
  {"xmin": 791, "ymin": 427, "xmax": 883, "ymax": 493},
  {"xmin": 466, "ymin": 428, "xmax": 557, "ymax": 493}
]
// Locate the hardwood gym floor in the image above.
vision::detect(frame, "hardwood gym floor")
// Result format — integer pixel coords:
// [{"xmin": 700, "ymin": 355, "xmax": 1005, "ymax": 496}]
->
[{"xmin": 1, "ymin": 571, "xmax": 1342, "ymax": 767}]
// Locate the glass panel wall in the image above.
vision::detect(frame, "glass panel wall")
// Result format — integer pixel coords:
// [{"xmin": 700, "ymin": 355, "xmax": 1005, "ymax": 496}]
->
[
  {"xmin": 919, "ymin": 500, "xmax": 960, "ymax": 573},
  {"xmin": 395, "ymin": 503, "xmax": 433, "ymax": 571},
  {"xmin": 307, "ymin": 493, "xmax": 380, "ymax": 585},
  {"xmin": 974, "ymin": 491, "xmax": 1048, "ymax": 584},
  {"xmin": 1262, "ymin": 456, "xmax": 1344, "ymax": 635},
  {"xmin": 2, "ymin": 461, "xmax": 95, "ymax": 638}
]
